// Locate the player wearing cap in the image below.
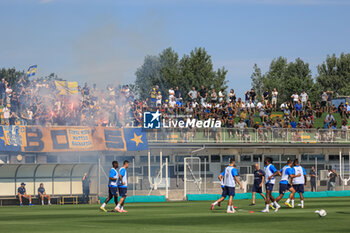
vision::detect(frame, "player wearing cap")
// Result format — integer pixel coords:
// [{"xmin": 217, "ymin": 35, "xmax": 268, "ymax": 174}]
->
[{"xmin": 18, "ymin": 183, "xmax": 33, "ymax": 206}]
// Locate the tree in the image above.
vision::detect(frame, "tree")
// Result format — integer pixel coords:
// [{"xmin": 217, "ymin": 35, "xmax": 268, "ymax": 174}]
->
[
  {"xmin": 135, "ymin": 47, "xmax": 228, "ymax": 101},
  {"xmin": 251, "ymin": 64, "xmax": 263, "ymax": 100},
  {"xmin": 251, "ymin": 57, "xmax": 314, "ymax": 104},
  {"xmin": 316, "ymin": 53, "xmax": 350, "ymax": 96},
  {"xmin": 135, "ymin": 55, "xmax": 162, "ymax": 100},
  {"xmin": 0, "ymin": 67, "xmax": 26, "ymax": 89},
  {"xmin": 179, "ymin": 47, "xmax": 227, "ymax": 101}
]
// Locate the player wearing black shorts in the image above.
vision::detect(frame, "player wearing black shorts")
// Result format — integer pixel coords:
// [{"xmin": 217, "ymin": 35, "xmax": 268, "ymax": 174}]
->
[{"xmin": 250, "ymin": 163, "xmax": 266, "ymax": 206}]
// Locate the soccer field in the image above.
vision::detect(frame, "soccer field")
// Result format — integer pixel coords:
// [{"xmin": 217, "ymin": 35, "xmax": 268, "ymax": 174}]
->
[{"xmin": 0, "ymin": 197, "xmax": 349, "ymax": 233}]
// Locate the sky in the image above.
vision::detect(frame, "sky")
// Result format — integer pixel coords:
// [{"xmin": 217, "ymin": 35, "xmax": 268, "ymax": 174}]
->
[{"xmin": 1, "ymin": 0, "xmax": 350, "ymax": 97}]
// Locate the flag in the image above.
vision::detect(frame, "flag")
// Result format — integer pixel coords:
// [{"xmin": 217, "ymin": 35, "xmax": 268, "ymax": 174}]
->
[
  {"xmin": 123, "ymin": 128, "xmax": 148, "ymax": 151},
  {"xmin": 27, "ymin": 65, "xmax": 37, "ymax": 78},
  {"xmin": 55, "ymin": 81, "xmax": 78, "ymax": 95}
]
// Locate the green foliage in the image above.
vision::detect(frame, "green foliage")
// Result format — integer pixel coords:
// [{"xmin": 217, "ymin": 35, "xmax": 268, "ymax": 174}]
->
[
  {"xmin": 252, "ymin": 57, "xmax": 314, "ymax": 103},
  {"xmin": 135, "ymin": 55, "xmax": 162, "ymax": 99},
  {"xmin": 316, "ymin": 53, "xmax": 350, "ymax": 96},
  {"xmin": 0, "ymin": 67, "xmax": 26, "ymax": 89},
  {"xmin": 135, "ymin": 47, "xmax": 228, "ymax": 101},
  {"xmin": 251, "ymin": 64, "xmax": 263, "ymax": 99}
]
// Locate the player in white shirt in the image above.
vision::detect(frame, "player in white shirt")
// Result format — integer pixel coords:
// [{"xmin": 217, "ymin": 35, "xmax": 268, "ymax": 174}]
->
[
  {"xmin": 274, "ymin": 160, "xmax": 300, "ymax": 212},
  {"xmin": 261, "ymin": 157, "xmax": 279, "ymax": 213},
  {"xmin": 212, "ymin": 158, "xmax": 242, "ymax": 213},
  {"xmin": 291, "ymin": 159, "xmax": 307, "ymax": 208},
  {"xmin": 116, "ymin": 160, "xmax": 129, "ymax": 213},
  {"xmin": 100, "ymin": 161, "xmax": 119, "ymax": 212}
]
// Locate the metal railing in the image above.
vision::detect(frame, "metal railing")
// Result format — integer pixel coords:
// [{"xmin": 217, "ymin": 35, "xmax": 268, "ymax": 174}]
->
[{"xmin": 146, "ymin": 128, "xmax": 350, "ymax": 144}]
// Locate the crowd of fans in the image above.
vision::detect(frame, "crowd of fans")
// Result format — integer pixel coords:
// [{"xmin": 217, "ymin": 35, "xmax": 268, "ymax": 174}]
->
[
  {"xmin": 142, "ymin": 86, "xmax": 350, "ymax": 142},
  {"xmin": 0, "ymin": 78, "xmax": 349, "ymax": 136},
  {"xmin": 0, "ymin": 78, "xmax": 137, "ymax": 126}
]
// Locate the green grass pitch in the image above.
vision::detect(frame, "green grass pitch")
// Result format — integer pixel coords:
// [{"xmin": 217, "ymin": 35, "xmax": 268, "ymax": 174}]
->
[{"xmin": 0, "ymin": 197, "xmax": 349, "ymax": 233}]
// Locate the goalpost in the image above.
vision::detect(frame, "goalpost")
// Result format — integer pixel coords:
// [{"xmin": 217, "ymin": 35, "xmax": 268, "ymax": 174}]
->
[{"xmin": 184, "ymin": 157, "xmax": 202, "ymax": 199}]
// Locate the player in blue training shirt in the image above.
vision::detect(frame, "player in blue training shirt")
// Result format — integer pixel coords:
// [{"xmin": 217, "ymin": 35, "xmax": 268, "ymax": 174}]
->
[
  {"xmin": 250, "ymin": 163, "xmax": 266, "ymax": 206},
  {"xmin": 274, "ymin": 160, "xmax": 301, "ymax": 212},
  {"xmin": 100, "ymin": 161, "xmax": 119, "ymax": 212},
  {"xmin": 17, "ymin": 182, "xmax": 33, "ymax": 206},
  {"xmin": 261, "ymin": 157, "xmax": 279, "ymax": 213},
  {"xmin": 210, "ymin": 171, "xmax": 225, "ymax": 210},
  {"xmin": 116, "ymin": 160, "xmax": 129, "ymax": 213},
  {"xmin": 222, "ymin": 158, "xmax": 242, "ymax": 214},
  {"xmin": 291, "ymin": 159, "xmax": 307, "ymax": 208},
  {"xmin": 38, "ymin": 183, "xmax": 51, "ymax": 205}
]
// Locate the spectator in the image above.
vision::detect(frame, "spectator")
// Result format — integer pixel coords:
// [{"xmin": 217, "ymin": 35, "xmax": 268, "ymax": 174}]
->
[
  {"xmin": 328, "ymin": 169, "xmax": 337, "ymax": 191},
  {"xmin": 188, "ymin": 87, "xmax": 198, "ymax": 101},
  {"xmin": 250, "ymin": 89, "xmax": 256, "ymax": 103},
  {"xmin": 210, "ymin": 89, "xmax": 217, "ymax": 105},
  {"xmin": 199, "ymin": 85, "xmax": 207, "ymax": 105},
  {"xmin": 294, "ymin": 101, "xmax": 302, "ymax": 117},
  {"xmin": 271, "ymin": 88, "xmax": 278, "ymax": 111},
  {"xmin": 0, "ymin": 78, "xmax": 6, "ymax": 106},
  {"xmin": 18, "ymin": 182, "xmax": 33, "ymax": 206},
  {"xmin": 168, "ymin": 87, "xmax": 175, "ymax": 100},
  {"xmin": 321, "ymin": 91, "xmax": 328, "ymax": 112},
  {"xmin": 291, "ymin": 92, "xmax": 299, "ymax": 104},
  {"xmin": 218, "ymin": 89, "xmax": 224, "ymax": 103},
  {"xmin": 82, "ymin": 173, "xmax": 91, "ymax": 204},
  {"xmin": 327, "ymin": 90, "xmax": 334, "ymax": 112},
  {"xmin": 262, "ymin": 89, "xmax": 269, "ymax": 105},
  {"xmin": 245, "ymin": 90, "xmax": 251, "ymax": 103},
  {"xmin": 38, "ymin": 183, "xmax": 51, "ymax": 205},
  {"xmin": 290, "ymin": 117, "xmax": 297, "ymax": 129},
  {"xmin": 300, "ymin": 90, "xmax": 308, "ymax": 108},
  {"xmin": 228, "ymin": 89, "xmax": 236, "ymax": 103},
  {"xmin": 174, "ymin": 86, "xmax": 182, "ymax": 100},
  {"xmin": 310, "ymin": 166, "xmax": 317, "ymax": 192}
]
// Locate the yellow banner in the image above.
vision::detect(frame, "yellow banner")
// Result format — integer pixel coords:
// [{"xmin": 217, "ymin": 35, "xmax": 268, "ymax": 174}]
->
[
  {"xmin": 55, "ymin": 81, "xmax": 78, "ymax": 95},
  {"xmin": 67, "ymin": 128, "xmax": 93, "ymax": 148}
]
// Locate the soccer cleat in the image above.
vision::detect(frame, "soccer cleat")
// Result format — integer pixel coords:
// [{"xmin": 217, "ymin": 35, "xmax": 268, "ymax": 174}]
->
[
  {"xmin": 48, "ymin": 203, "xmax": 52, "ymax": 205},
  {"xmin": 261, "ymin": 209, "xmax": 269, "ymax": 213},
  {"xmin": 284, "ymin": 202, "xmax": 292, "ymax": 208},
  {"xmin": 269, "ymin": 204, "xmax": 275, "ymax": 210},
  {"xmin": 218, "ymin": 202, "xmax": 221, "ymax": 207},
  {"xmin": 275, "ymin": 206, "xmax": 280, "ymax": 212},
  {"xmin": 226, "ymin": 210, "xmax": 235, "ymax": 214},
  {"xmin": 100, "ymin": 206, "xmax": 107, "ymax": 212},
  {"xmin": 20, "ymin": 203, "xmax": 23, "ymax": 206},
  {"xmin": 115, "ymin": 207, "xmax": 122, "ymax": 213},
  {"xmin": 210, "ymin": 204, "xmax": 215, "ymax": 210},
  {"xmin": 121, "ymin": 209, "xmax": 128, "ymax": 213},
  {"xmin": 29, "ymin": 203, "xmax": 34, "ymax": 206},
  {"xmin": 249, "ymin": 203, "xmax": 256, "ymax": 206}
]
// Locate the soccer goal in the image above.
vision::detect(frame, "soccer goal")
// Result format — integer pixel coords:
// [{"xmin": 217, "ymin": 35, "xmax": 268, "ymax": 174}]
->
[{"xmin": 184, "ymin": 157, "xmax": 202, "ymax": 198}]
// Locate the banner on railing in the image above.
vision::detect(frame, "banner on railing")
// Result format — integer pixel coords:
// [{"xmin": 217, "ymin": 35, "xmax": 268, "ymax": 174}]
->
[{"xmin": 0, "ymin": 126, "xmax": 148, "ymax": 152}]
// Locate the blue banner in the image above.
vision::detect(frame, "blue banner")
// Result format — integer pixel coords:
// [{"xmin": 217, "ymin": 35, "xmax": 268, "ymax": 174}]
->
[{"xmin": 123, "ymin": 128, "xmax": 148, "ymax": 151}]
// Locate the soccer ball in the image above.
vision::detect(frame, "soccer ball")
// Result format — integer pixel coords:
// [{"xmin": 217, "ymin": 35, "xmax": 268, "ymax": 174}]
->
[{"xmin": 315, "ymin": 209, "xmax": 327, "ymax": 217}]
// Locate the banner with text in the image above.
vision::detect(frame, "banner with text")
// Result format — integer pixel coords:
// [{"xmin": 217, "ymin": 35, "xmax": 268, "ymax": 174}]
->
[{"xmin": 0, "ymin": 126, "xmax": 148, "ymax": 153}]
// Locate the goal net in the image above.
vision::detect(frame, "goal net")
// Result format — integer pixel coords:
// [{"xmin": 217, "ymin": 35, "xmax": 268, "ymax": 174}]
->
[{"xmin": 184, "ymin": 157, "xmax": 202, "ymax": 198}]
